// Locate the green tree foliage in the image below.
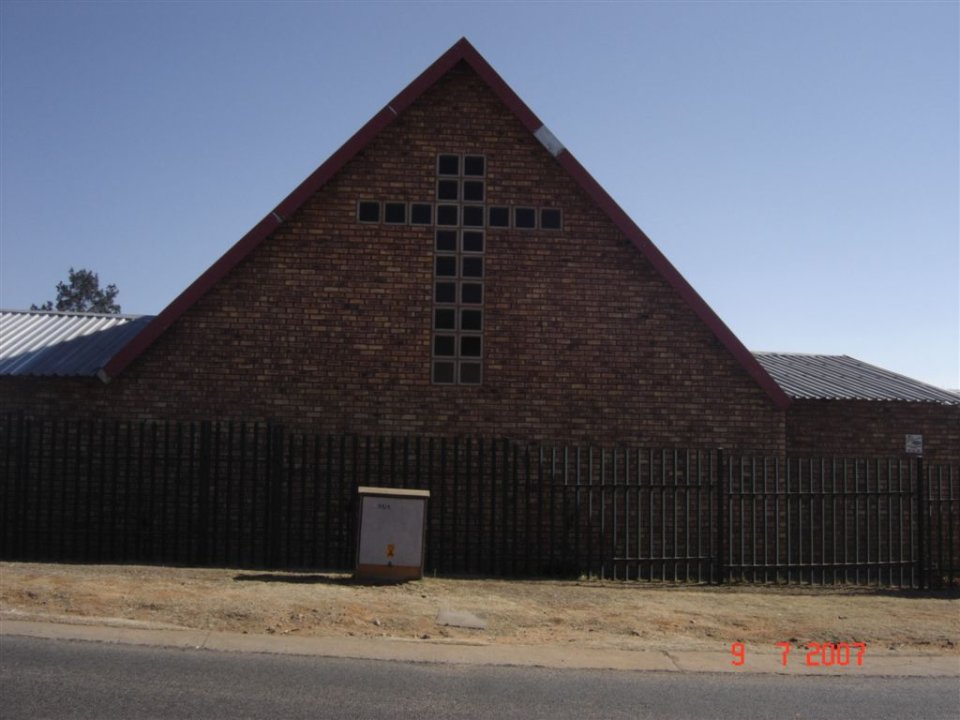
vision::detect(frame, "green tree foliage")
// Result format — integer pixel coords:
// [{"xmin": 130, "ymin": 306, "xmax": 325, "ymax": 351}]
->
[{"xmin": 31, "ymin": 267, "xmax": 121, "ymax": 314}]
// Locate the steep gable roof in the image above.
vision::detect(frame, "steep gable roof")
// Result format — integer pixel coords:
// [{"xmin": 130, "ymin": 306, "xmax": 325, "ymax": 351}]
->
[{"xmin": 100, "ymin": 38, "xmax": 790, "ymax": 409}]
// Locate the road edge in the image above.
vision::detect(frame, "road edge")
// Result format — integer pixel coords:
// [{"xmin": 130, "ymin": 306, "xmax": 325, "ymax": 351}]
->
[{"xmin": 2, "ymin": 618, "xmax": 958, "ymax": 677}]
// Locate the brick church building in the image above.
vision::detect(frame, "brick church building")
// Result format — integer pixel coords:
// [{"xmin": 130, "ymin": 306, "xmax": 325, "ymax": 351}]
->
[{"xmin": 2, "ymin": 39, "xmax": 957, "ymax": 462}]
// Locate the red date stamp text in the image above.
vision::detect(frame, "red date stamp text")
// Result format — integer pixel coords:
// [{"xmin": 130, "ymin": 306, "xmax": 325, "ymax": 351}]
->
[{"xmin": 731, "ymin": 642, "xmax": 866, "ymax": 667}]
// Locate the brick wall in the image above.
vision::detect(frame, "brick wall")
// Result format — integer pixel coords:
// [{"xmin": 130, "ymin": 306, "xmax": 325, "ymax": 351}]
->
[
  {"xmin": 786, "ymin": 399, "xmax": 960, "ymax": 463},
  {"xmin": 0, "ymin": 63, "xmax": 784, "ymax": 451}
]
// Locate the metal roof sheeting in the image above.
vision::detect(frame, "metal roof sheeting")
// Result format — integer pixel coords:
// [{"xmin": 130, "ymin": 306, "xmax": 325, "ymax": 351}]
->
[
  {"xmin": 0, "ymin": 310, "xmax": 154, "ymax": 377},
  {"xmin": 753, "ymin": 352, "xmax": 959, "ymax": 404}
]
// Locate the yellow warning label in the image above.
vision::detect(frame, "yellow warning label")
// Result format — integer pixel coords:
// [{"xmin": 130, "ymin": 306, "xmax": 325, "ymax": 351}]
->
[{"xmin": 386, "ymin": 544, "xmax": 395, "ymax": 558}]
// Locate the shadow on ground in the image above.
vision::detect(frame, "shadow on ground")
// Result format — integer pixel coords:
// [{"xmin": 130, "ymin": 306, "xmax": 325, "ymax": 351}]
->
[{"xmin": 233, "ymin": 573, "xmax": 417, "ymax": 587}]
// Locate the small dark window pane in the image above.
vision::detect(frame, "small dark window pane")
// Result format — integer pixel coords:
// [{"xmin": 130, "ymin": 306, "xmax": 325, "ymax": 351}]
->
[
  {"xmin": 435, "ymin": 282, "xmax": 456, "ymax": 303},
  {"xmin": 436, "ymin": 256, "xmax": 457, "ymax": 277},
  {"xmin": 514, "ymin": 207, "xmax": 536, "ymax": 228},
  {"xmin": 435, "ymin": 308, "xmax": 456, "ymax": 330},
  {"xmin": 358, "ymin": 201, "xmax": 379, "ymax": 223},
  {"xmin": 463, "ymin": 180, "xmax": 484, "ymax": 202},
  {"xmin": 384, "ymin": 202, "xmax": 406, "ymax": 224},
  {"xmin": 464, "ymin": 155, "xmax": 485, "ymax": 176},
  {"xmin": 461, "ymin": 283, "xmax": 483, "ymax": 304},
  {"xmin": 461, "ymin": 336, "xmax": 482, "ymax": 357},
  {"xmin": 433, "ymin": 361, "xmax": 455, "ymax": 384},
  {"xmin": 438, "ymin": 154, "xmax": 459, "ymax": 176},
  {"xmin": 462, "ymin": 256, "xmax": 483, "ymax": 278},
  {"xmin": 488, "ymin": 206, "xmax": 509, "ymax": 227},
  {"xmin": 541, "ymin": 208, "xmax": 562, "ymax": 229},
  {"xmin": 437, "ymin": 179, "xmax": 459, "ymax": 201},
  {"xmin": 462, "ymin": 231, "xmax": 484, "ymax": 253},
  {"xmin": 462, "ymin": 205, "xmax": 484, "ymax": 227},
  {"xmin": 460, "ymin": 362, "xmax": 482, "ymax": 384},
  {"xmin": 437, "ymin": 205, "xmax": 458, "ymax": 226},
  {"xmin": 436, "ymin": 230, "xmax": 457, "ymax": 252},
  {"xmin": 434, "ymin": 335, "xmax": 456, "ymax": 356},
  {"xmin": 411, "ymin": 203, "xmax": 432, "ymax": 225},
  {"xmin": 461, "ymin": 309, "xmax": 482, "ymax": 331}
]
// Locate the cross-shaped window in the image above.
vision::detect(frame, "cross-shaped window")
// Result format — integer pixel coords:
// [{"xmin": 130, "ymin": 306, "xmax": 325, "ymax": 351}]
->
[
  {"xmin": 356, "ymin": 154, "xmax": 562, "ymax": 386},
  {"xmin": 432, "ymin": 153, "xmax": 486, "ymax": 385}
]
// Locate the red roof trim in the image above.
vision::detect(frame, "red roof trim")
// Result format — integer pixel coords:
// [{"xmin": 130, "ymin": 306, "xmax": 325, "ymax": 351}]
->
[
  {"xmin": 553, "ymin": 151, "xmax": 791, "ymax": 408},
  {"xmin": 102, "ymin": 38, "xmax": 791, "ymax": 409},
  {"xmin": 102, "ymin": 213, "xmax": 282, "ymax": 379},
  {"xmin": 103, "ymin": 41, "xmax": 472, "ymax": 380}
]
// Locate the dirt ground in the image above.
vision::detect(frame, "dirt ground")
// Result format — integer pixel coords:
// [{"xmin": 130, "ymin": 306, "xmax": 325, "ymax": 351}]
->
[{"xmin": 1, "ymin": 562, "xmax": 957, "ymax": 656}]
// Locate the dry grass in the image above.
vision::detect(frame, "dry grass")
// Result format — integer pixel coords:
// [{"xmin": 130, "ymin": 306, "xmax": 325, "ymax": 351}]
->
[{"xmin": 1, "ymin": 562, "xmax": 957, "ymax": 655}]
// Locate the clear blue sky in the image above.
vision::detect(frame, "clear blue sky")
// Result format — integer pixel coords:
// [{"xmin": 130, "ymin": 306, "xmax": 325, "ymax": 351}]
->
[{"xmin": 2, "ymin": 1, "xmax": 957, "ymax": 389}]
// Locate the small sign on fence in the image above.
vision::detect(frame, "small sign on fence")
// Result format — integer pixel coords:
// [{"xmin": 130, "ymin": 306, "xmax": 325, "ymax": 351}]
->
[{"xmin": 905, "ymin": 434, "xmax": 923, "ymax": 455}]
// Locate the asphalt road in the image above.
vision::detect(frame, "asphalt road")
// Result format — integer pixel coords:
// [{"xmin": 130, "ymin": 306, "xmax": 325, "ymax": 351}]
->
[{"xmin": 1, "ymin": 635, "xmax": 957, "ymax": 719}]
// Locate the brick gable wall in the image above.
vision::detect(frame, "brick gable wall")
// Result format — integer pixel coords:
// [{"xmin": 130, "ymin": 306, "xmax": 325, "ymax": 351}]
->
[
  {"xmin": 0, "ymin": 64, "xmax": 784, "ymax": 451},
  {"xmin": 786, "ymin": 399, "xmax": 960, "ymax": 463}
]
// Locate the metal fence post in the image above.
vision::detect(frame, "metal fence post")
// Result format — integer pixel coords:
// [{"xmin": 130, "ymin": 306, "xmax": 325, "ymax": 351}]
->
[
  {"xmin": 266, "ymin": 423, "xmax": 285, "ymax": 568},
  {"xmin": 916, "ymin": 456, "xmax": 926, "ymax": 589},
  {"xmin": 197, "ymin": 420, "xmax": 212, "ymax": 565},
  {"xmin": 13, "ymin": 413, "xmax": 28, "ymax": 560},
  {"xmin": 716, "ymin": 449, "xmax": 725, "ymax": 584}
]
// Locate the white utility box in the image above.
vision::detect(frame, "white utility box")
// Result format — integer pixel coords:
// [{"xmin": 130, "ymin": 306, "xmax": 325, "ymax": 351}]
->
[{"xmin": 355, "ymin": 486, "xmax": 430, "ymax": 582}]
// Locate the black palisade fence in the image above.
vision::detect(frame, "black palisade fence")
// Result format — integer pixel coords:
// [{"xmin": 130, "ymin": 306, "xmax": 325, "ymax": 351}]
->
[{"xmin": 1, "ymin": 414, "xmax": 957, "ymax": 588}]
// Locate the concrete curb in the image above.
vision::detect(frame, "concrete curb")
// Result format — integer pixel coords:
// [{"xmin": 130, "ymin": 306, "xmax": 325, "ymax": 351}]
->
[{"xmin": 2, "ymin": 618, "xmax": 957, "ymax": 677}]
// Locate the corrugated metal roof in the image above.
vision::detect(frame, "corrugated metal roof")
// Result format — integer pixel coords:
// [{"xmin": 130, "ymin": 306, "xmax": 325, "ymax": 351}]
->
[
  {"xmin": 753, "ymin": 352, "xmax": 959, "ymax": 404},
  {"xmin": 0, "ymin": 309, "xmax": 154, "ymax": 377}
]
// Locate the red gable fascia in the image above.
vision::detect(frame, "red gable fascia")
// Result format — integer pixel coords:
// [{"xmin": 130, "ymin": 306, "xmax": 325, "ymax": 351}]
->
[{"xmin": 101, "ymin": 38, "xmax": 791, "ymax": 410}]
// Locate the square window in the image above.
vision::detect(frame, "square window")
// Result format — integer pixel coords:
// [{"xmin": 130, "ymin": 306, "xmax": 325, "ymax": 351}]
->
[
  {"xmin": 437, "ymin": 179, "xmax": 459, "ymax": 201},
  {"xmin": 436, "ymin": 230, "xmax": 457, "ymax": 252},
  {"xmin": 540, "ymin": 208, "xmax": 562, "ymax": 230},
  {"xmin": 358, "ymin": 201, "xmax": 380, "ymax": 223},
  {"xmin": 411, "ymin": 203, "xmax": 433, "ymax": 225},
  {"xmin": 437, "ymin": 204, "xmax": 459, "ymax": 226},
  {"xmin": 463, "ymin": 180, "xmax": 484, "ymax": 202},
  {"xmin": 435, "ymin": 282, "xmax": 456, "ymax": 303},
  {"xmin": 462, "ymin": 256, "xmax": 483, "ymax": 278},
  {"xmin": 462, "ymin": 205, "xmax": 484, "ymax": 227},
  {"xmin": 514, "ymin": 207, "xmax": 536, "ymax": 229},
  {"xmin": 435, "ymin": 255, "xmax": 457, "ymax": 277},
  {"xmin": 438, "ymin": 154, "xmax": 459, "ymax": 176},
  {"xmin": 384, "ymin": 202, "xmax": 406, "ymax": 224},
  {"xmin": 461, "ymin": 309, "xmax": 482, "ymax": 331},
  {"xmin": 460, "ymin": 362, "xmax": 482, "ymax": 384},
  {"xmin": 462, "ymin": 231, "xmax": 484, "ymax": 253},
  {"xmin": 461, "ymin": 283, "xmax": 483, "ymax": 304},
  {"xmin": 434, "ymin": 334, "xmax": 456, "ymax": 356},
  {"xmin": 464, "ymin": 155, "xmax": 485, "ymax": 176},
  {"xmin": 488, "ymin": 206, "xmax": 509, "ymax": 227},
  {"xmin": 434, "ymin": 308, "xmax": 456, "ymax": 330},
  {"xmin": 460, "ymin": 336, "xmax": 482, "ymax": 357},
  {"xmin": 433, "ymin": 361, "xmax": 456, "ymax": 384}
]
